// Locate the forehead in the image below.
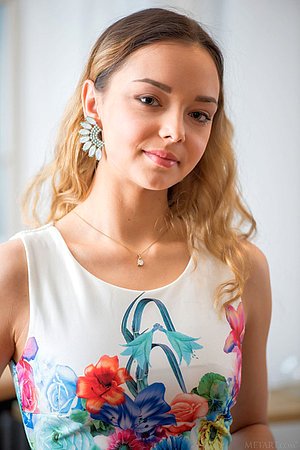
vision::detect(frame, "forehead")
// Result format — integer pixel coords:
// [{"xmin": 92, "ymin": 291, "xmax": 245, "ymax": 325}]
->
[{"xmin": 107, "ymin": 41, "xmax": 220, "ymax": 97}]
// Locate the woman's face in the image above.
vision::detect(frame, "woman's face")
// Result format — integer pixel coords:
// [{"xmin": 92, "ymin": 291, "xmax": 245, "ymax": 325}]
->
[{"xmin": 89, "ymin": 41, "xmax": 220, "ymax": 191}]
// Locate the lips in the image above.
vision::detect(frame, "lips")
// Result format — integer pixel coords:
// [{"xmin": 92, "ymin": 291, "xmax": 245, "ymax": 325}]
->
[
  {"xmin": 143, "ymin": 150, "xmax": 179, "ymax": 168},
  {"xmin": 143, "ymin": 150, "xmax": 179, "ymax": 162},
  {"xmin": 144, "ymin": 150, "xmax": 178, "ymax": 162}
]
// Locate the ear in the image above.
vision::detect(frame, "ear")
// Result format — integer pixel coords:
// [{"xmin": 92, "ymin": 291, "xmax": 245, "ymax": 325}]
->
[{"xmin": 81, "ymin": 79, "xmax": 102, "ymax": 127}]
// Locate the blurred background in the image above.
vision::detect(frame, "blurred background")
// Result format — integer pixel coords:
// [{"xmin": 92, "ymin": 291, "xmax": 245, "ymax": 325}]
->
[{"xmin": 0, "ymin": 0, "xmax": 299, "ymax": 447}]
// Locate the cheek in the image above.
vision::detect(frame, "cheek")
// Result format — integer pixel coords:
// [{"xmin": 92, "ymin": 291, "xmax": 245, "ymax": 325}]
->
[
  {"xmin": 102, "ymin": 111, "xmax": 147, "ymax": 150},
  {"xmin": 189, "ymin": 129, "xmax": 211, "ymax": 162}
]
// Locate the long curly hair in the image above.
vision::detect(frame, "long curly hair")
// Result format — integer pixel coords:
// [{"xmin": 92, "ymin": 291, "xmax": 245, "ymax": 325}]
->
[{"xmin": 22, "ymin": 8, "xmax": 256, "ymax": 311}]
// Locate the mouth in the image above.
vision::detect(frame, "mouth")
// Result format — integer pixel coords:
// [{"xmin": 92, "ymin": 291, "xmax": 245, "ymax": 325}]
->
[
  {"xmin": 143, "ymin": 150, "xmax": 179, "ymax": 162},
  {"xmin": 142, "ymin": 149, "xmax": 179, "ymax": 169}
]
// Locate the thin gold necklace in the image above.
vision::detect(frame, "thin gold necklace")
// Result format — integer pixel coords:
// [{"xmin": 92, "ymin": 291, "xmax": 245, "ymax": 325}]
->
[{"xmin": 73, "ymin": 211, "xmax": 169, "ymax": 267}]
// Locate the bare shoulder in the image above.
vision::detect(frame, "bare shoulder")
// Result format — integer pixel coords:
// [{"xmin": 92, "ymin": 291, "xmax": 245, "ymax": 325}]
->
[
  {"xmin": 0, "ymin": 238, "xmax": 29, "ymax": 375},
  {"xmin": 230, "ymin": 240, "xmax": 272, "ymax": 433},
  {"xmin": 242, "ymin": 240, "xmax": 270, "ymax": 274},
  {"xmin": 240, "ymin": 240, "xmax": 272, "ymax": 324},
  {"xmin": 0, "ymin": 238, "xmax": 28, "ymax": 286}
]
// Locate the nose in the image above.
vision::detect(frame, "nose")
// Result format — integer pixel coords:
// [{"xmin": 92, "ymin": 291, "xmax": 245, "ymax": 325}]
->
[{"xmin": 158, "ymin": 109, "xmax": 186, "ymax": 143}]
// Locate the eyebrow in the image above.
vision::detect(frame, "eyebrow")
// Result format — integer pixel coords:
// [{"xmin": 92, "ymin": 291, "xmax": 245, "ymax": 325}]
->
[{"xmin": 133, "ymin": 78, "xmax": 218, "ymax": 105}]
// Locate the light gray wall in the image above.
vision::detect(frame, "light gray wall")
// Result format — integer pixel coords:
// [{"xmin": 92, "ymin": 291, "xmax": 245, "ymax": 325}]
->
[
  {"xmin": 2, "ymin": 0, "xmax": 300, "ymax": 389},
  {"xmin": 217, "ymin": 0, "xmax": 300, "ymax": 388}
]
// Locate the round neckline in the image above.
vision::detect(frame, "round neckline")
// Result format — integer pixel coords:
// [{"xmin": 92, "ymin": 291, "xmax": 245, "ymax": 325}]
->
[{"xmin": 49, "ymin": 224, "xmax": 195, "ymax": 294}]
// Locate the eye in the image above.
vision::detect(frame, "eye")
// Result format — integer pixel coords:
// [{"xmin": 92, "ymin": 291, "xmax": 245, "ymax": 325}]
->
[
  {"xmin": 138, "ymin": 96, "xmax": 160, "ymax": 106},
  {"xmin": 189, "ymin": 111, "xmax": 211, "ymax": 124}
]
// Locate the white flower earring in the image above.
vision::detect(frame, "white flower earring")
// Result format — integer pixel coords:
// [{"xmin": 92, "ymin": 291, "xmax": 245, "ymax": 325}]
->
[{"xmin": 79, "ymin": 116, "xmax": 104, "ymax": 161}]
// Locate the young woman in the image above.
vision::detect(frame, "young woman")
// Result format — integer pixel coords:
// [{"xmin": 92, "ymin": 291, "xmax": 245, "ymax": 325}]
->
[{"xmin": 0, "ymin": 8, "xmax": 275, "ymax": 449}]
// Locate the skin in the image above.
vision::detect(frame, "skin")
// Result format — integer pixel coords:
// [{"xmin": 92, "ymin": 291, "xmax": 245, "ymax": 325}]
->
[
  {"xmin": 78, "ymin": 41, "xmax": 219, "ymax": 243},
  {"xmin": 0, "ymin": 41, "xmax": 275, "ymax": 446}
]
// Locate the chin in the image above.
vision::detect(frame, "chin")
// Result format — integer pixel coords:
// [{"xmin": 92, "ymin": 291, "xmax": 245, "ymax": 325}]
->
[{"xmin": 137, "ymin": 178, "xmax": 178, "ymax": 192}]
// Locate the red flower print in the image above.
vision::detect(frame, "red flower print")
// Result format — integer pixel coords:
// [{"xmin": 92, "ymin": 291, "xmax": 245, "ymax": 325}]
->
[
  {"xmin": 108, "ymin": 429, "xmax": 151, "ymax": 450},
  {"xmin": 16, "ymin": 359, "xmax": 39, "ymax": 413},
  {"xmin": 76, "ymin": 355, "xmax": 131, "ymax": 413},
  {"xmin": 224, "ymin": 302, "xmax": 245, "ymax": 401},
  {"xmin": 164, "ymin": 393, "xmax": 208, "ymax": 435},
  {"xmin": 223, "ymin": 302, "xmax": 245, "ymax": 354}
]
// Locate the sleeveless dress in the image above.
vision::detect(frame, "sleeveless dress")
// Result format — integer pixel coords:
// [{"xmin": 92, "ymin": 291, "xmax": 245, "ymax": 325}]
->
[{"xmin": 9, "ymin": 224, "xmax": 245, "ymax": 450}]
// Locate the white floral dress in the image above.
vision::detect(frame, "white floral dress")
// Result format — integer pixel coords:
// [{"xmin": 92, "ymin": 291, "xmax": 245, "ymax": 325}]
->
[{"xmin": 9, "ymin": 224, "xmax": 245, "ymax": 449}]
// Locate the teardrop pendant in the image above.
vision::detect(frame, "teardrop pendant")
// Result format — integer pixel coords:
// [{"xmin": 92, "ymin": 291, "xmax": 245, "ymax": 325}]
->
[{"xmin": 137, "ymin": 255, "xmax": 144, "ymax": 267}]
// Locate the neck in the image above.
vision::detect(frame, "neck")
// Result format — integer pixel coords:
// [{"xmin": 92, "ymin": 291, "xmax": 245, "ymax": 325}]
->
[{"xmin": 76, "ymin": 165, "xmax": 174, "ymax": 248}]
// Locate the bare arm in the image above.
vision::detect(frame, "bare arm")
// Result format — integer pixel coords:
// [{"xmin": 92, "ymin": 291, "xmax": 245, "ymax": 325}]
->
[
  {"xmin": 0, "ymin": 239, "xmax": 29, "ymax": 378},
  {"xmin": 230, "ymin": 242, "xmax": 276, "ymax": 448}
]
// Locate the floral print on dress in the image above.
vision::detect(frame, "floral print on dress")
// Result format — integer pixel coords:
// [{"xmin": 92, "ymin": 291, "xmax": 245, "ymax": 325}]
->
[
  {"xmin": 224, "ymin": 302, "xmax": 245, "ymax": 402},
  {"xmin": 77, "ymin": 355, "xmax": 131, "ymax": 413},
  {"xmin": 11, "ymin": 296, "xmax": 244, "ymax": 449},
  {"xmin": 164, "ymin": 393, "xmax": 209, "ymax": 435}
]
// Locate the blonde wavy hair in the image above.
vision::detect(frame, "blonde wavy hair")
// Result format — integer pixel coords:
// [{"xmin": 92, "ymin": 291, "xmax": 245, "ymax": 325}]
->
[{"xmin": 22, "ymin": 8, "xmax": 256, "ymax": 311}]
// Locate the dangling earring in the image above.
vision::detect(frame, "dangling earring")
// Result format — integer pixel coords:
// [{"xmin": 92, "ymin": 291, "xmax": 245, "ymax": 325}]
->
[{"xmin": 79, "ymin": 116, "xmax": 104, "ymax": 161}]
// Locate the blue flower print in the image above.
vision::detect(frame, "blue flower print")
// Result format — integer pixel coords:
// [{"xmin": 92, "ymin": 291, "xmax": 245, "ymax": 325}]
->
[
  {"xmin": 121, "ymin": 323, "xmax": 202, "ymax": 370},
  {"xmin": 153, "ymin": 435, "xmax": 192, "ymax": 449},
  {"xmin": 121, "ymin": 329, "xmax": 154, "ymax": 370},
  {"xmin": 22, "ymin": 337, "xmax": 39, "ymax": 362},
  {"xmin": 45, "ymin": 365, "xmax": 77, "ymax": 414},
  {"xmin": 164, "ymin": 330, "xmax": 203, "ymax": 365},
  {"xmin": 33, "ymin": 416, "xmax": 96, "ymax": 449},
  {"xmin": 91, "ymin": 382, "xmax": 175, "ymax": 439},
  {"xmin": 22, "ymin": 411, "xmax": 34, "ymax": 430}
]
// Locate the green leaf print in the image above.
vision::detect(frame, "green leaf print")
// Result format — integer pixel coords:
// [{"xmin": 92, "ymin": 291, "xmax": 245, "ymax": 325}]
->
[
  {"xmin": 194, "ymin": 372, "xmax": 230, "ymax": 414},
  {"xmin": 70, "ymin": 410, "xmax": 89, "ymax": 424},
  {"xmin": 90, "ymin": 419, "xmax": 114, "ymax": 437}
]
